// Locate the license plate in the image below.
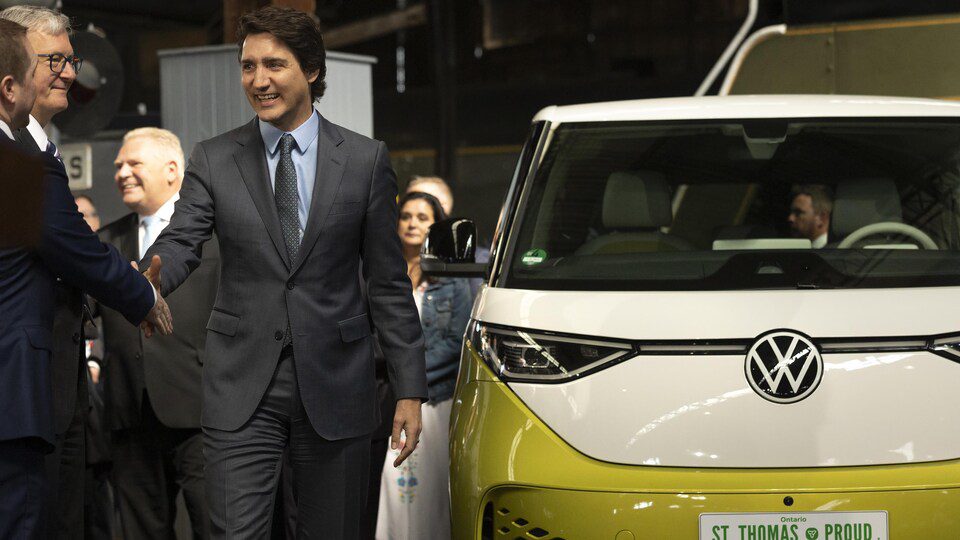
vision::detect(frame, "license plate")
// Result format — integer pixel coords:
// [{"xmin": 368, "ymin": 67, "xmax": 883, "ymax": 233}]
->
[{"xmin": 699, "ymin": 511, "xmax": 887, "ymax": 540}]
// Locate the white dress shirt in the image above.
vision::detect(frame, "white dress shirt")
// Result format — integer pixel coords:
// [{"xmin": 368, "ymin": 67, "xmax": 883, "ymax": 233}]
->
[
  {"xmin": 0, "ymin": 119, "xmax": 13, "ymax": 140},
  {"xmin": 139, "ymin": 193, "xmax": 179, "ymax": 260},
  {"xmin": 812, "ymin": 233, "xmax": 828, "ymax": 249},
  {"xmin": 25, "ymin": 115, "xmax": 49, "ymax": 151}
]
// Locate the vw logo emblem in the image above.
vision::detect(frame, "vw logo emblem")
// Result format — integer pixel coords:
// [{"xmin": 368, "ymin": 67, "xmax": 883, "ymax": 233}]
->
[{"xmin": 745, "ymin": 330, "xmax": 823, "ymax": 404}]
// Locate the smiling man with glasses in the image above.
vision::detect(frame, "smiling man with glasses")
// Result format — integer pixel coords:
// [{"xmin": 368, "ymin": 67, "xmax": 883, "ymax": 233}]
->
[{"xmin": 0, "ymin": 8, "xmax": 77, "ymax": 137}]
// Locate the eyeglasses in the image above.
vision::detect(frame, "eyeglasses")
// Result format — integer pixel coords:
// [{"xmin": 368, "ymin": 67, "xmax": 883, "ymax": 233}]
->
[{"xmin": 36, "ymin": 53, "xmax": 83, "ymax": 75}]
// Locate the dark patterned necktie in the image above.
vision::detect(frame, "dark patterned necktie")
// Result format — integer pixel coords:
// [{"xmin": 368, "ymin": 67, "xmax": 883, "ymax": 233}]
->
[
  {"xmin": 275, "ymin": 134, "xmax": 301, "ymax": 263},
  {"xmin": 275, "ymin": 134, "xmax": 301, "ymax": 347}
]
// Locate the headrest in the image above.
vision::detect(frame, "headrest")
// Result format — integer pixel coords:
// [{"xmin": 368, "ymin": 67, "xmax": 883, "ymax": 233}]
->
[
  {"xmin": 602, "ymin": 171, "xmax": 672, "ymax": 229},
  {"xmin": 831, "ymin": 178, "xmax": 902, "ymax": 237}
]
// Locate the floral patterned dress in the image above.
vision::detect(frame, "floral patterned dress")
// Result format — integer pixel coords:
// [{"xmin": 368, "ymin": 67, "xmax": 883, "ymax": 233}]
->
[{"xmin": 376, "ymin": 281, "xmax": 453, "ymax": 539}]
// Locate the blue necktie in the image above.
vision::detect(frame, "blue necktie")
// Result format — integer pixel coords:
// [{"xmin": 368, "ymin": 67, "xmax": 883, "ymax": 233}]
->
[
  {"xmin": 140, "ymin": 216, "xmax": 155, "ymax": 261},
  {"xmin": 45, "ymin": 140, "xmax": 62, "ymax": 164}
]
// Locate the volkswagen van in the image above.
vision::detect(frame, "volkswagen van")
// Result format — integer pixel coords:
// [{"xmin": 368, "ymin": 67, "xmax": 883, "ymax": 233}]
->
[{"xmin": 424, "ymin": 95, "xmax": 960, "ymax": 539}]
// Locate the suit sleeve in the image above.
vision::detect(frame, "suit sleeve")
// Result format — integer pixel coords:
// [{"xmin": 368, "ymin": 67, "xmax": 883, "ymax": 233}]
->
[
  {"xmin": 142, "ymin": 142, "xmax": 215, "ymax": 296},
  {"xmin": 361, "ymin": 141, "xmax": 428, "ymax": 402},
  {"xmin": 36, "ymin": 153, "xmax": 154, "ymax": 325}
]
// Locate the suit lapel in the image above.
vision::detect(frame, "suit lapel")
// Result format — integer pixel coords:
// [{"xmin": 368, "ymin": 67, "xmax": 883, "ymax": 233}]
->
[
  {"xmin": 120, "ymin": 214, "xmax": 139, "ymax": 262},
  {"xmin": 292, "ymin": 117, "xmax": 346, "ymax": 276},
  {"xmin": 233, "ymin": 119, "xmax": 291, "ymax": 269},
  {"xmin": 14, "ymin": 129, "xmax": 42, "ymax": 153}
]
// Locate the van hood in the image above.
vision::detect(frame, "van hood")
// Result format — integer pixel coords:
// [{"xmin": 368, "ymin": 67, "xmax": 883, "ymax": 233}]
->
[{"xmin": 475, "ymin": 287, "xmax": 960, "ymax": 467}]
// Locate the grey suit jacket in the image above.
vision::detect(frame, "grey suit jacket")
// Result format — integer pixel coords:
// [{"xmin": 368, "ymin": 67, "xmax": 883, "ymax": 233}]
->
[{"xmin": 143, "ymin": 116, "xmax": 427, "ymax": 439}]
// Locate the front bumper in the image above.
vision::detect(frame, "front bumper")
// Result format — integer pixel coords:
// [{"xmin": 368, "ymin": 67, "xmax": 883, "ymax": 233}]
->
[
  {"xmin": 450, "ymin": 345, "xmax": 960, "ymax": 539},
  {"xmin": 478, "ymin": 486, "xmax": 958, "ymax": 539}
]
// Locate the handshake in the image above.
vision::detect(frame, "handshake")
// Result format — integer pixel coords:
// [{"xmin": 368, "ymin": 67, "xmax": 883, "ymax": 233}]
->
[{"xmin": 135, "ymin": 255, "xmax": 174, "ymax": 338}]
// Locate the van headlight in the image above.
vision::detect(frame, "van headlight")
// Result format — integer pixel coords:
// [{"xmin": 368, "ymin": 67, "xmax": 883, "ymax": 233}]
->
[
  {"xmin": 929, "ymin": 333, "xmax": 960, "ymax": 362},
  {"xmin": 466, "ymin": 321, "xmax": 635, "ymax": 382}
]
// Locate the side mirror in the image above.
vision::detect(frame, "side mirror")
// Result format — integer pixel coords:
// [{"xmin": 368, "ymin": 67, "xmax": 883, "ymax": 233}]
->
[{"xmin": 421, "ymin": 218, "xmax": 488, "ymax": 277}]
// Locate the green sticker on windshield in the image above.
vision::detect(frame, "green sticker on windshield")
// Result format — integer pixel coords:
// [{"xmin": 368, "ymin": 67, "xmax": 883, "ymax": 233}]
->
[{"xmin": 521, "ymin": 248, "xmax": 547, "ymax": 266}]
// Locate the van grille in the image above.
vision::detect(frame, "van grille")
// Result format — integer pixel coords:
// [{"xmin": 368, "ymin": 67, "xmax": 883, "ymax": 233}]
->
[{"xmin": 487, "ymin": 504, "xmax": 565, "ymax": 539}]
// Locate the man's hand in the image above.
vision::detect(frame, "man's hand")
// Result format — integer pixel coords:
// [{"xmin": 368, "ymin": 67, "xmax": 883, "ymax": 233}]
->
[
  {"xmin": 391, "ymin": 398, "xmax": 423, "ymax": 467},
  {"xmin": 135, "ymin": 255, "xmax": 173, "ymax": 338},
  {"xmin": 143, "ymin": 294, "xmax": 173, "ymax": 338},
  {"xmin": 143, "ymin": 254, "xmax": 163, "ymax": 292}
]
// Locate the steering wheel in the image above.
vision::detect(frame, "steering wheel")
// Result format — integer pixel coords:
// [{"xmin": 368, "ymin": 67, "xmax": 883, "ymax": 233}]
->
[{"xmin": 837, "ymin": 221, "xmax": 939, "ymax": 250}]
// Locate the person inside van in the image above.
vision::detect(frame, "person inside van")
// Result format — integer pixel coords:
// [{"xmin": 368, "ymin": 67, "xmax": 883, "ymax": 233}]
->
[{"xmin": 788, "ymin": 184, "xmax": 833, "ymax": 248}]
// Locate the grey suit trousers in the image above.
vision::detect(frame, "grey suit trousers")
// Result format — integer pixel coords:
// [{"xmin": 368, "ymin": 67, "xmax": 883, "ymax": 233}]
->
[{"xmin": 204, "ymin": 349, "xmax": 371, "ymax": 539}]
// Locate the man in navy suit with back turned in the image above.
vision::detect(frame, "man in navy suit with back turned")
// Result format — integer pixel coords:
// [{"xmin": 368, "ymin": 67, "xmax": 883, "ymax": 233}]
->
[
  {"xmin": 142, "ymin": 7, "xmax": 427, "ymax": 538},
  {"xmin": 0, "ymin": 18, "xmax": 172, "ymax": 539},
  {"xmin": 0, "ymin": 6, "xmax": 155, "ymax": 537}
]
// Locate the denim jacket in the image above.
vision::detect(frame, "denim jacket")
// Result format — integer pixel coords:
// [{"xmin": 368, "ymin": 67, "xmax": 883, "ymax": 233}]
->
[{"xmin": 420, "ymin": 277, "xmax": 473, "ymax": 402}]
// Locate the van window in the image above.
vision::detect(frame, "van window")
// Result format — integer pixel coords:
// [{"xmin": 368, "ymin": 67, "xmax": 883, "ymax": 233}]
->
[{"xmin": 503, "ymin": 119, "xmax": 960, "ymax": 290}]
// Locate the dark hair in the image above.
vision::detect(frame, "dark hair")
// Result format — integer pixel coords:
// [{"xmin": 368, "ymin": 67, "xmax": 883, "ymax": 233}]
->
[
  {"xmin": 399, "ymin": 191, "xmax": 447, "ymax": 224},
  {"xmin": 237, "ymin": 6, "xmax": 327, "ymax": 101},
  {"xmin": 792, "ymin": 184, "xmax": 834, "ymax": 215},
  {"xmin": 0, "ymin": 19, "xmax": 29, "ymax": 84}
]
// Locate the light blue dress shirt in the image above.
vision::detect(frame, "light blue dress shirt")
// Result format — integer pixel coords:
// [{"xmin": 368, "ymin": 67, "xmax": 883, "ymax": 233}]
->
[{"xmin": 259, "ymin": 110, "xmax": 321, "ymax": 233}]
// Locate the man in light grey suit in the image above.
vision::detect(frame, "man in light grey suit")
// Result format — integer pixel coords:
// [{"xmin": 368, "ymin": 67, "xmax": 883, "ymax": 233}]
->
[{"xmin": 141, "ymin": 6, "xmax": 427, "ymax": 538}]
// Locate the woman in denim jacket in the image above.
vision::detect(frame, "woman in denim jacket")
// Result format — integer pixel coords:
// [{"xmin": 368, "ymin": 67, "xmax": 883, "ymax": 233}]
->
[
  {"xmin": 377, "ymin": 192, "xmax": 472, "ymax": 539},
  {"xmin": 420, "ymin": 277, "xmax": 471, "ymax": 403}
]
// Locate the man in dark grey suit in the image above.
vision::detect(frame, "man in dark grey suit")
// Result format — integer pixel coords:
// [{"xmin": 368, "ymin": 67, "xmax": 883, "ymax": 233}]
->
[
  {"xmin": 143, "ymin": 6, "xmax": 427, "ymax": 538},
  {"xmin": 99, "ymin": 128, "xmax": 216, "ymax": 539}
]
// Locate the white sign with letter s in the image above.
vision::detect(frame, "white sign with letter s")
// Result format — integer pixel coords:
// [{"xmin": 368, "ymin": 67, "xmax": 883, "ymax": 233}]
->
[{"xmin": 60, "ymin": 143, "xmax": 92, "ymax": 190}]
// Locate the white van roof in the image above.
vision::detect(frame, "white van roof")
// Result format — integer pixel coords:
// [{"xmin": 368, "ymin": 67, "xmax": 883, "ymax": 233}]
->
[{"xmin": 533, "ymin": 95, "xmax": 960, "ymax": 124}]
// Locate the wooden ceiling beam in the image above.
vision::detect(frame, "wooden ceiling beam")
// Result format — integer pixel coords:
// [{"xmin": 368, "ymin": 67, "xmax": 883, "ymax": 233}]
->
[
  {"xmin": 223, "ymin": 0, "xmax": 317, "ymax": 43},
  {"xmin": 223, "ymin": 0, "xmax": 261, "ymax": 43},
  {"xmin": 323, "ymin": 4, "xmax": 427, "ymax": 49}
]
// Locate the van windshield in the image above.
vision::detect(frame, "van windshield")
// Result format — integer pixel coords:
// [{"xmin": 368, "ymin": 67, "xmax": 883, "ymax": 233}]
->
[{"xmin": 503, "ymin": 119, "xmax": 960, "ymax": 290}]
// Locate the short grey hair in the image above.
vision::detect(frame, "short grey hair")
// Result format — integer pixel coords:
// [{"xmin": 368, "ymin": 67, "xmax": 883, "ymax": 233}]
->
[
  {"xmin": 0, "ymin": 6, "xmax": 71, "ymax": 36},
  {"xmin": 123, "ymin": 128, "xmax": 185, "ymax": 175}
]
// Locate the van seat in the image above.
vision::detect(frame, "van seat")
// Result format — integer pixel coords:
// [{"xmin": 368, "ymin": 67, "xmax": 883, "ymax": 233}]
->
[
  {"xmin": 576, "ymin": 171, "xmax": 690, "ymax": 255},
  {"xmin": 831, "ymin": 178, "xmax": 902, "ymax": 238}
]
